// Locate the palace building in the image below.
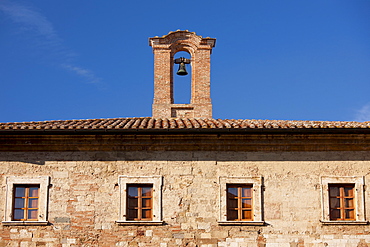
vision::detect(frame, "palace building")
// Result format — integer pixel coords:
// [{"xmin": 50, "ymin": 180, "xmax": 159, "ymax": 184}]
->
[{"xmin": 1, "ymin": 30, "xmax": 370, "ymax": 247}]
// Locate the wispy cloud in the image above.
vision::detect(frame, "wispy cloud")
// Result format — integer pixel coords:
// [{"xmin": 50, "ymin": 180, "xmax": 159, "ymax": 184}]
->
[
  {"xmin": 62, "ymin": 64, "xmax": 101, "ymax": 84},
  {"xmin": 0, "ymin": 0, "xmax": 102, "ymax": 85},
  {"xmin": 354, "ymin": 102, "xmax": 370, "ymax": 122},
  {"xmin": 0, "ymin": 1, "xmax": 57, "ymax": 39}
]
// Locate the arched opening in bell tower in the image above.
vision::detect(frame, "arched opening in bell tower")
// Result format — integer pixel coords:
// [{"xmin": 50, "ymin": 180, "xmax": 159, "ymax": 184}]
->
[{"xmin": 173, "ymin": 51, "xmax": 191, "ymax": 104}]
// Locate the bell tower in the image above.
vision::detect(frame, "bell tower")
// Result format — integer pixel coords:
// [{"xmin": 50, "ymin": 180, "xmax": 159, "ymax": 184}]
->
[{"xmin": 149, "ymin": 30, "xmax": 216, "ymax": 118}]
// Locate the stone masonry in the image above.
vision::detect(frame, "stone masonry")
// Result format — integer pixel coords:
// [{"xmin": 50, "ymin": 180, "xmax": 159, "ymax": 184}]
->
[{"xmin": 1, "ymin": 133, "xmax": 370, "ymax": 246}]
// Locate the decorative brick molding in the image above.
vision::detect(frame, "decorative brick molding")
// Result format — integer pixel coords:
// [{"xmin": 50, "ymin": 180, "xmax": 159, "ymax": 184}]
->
[{"xmin": 149, "ymin": 30, "xmax": 216, "ymax": 118}]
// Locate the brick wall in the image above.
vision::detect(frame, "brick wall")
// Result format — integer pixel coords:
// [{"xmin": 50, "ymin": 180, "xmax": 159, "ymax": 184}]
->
[{"xmin": 150, "ymin": 31, "xmax": 215, "ymax": 118}]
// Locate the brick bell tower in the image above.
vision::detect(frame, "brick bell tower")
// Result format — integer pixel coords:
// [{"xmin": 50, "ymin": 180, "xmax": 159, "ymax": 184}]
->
[{"xmin": 149, "ymin": 30, "xmax": 216, "ymax": 118}]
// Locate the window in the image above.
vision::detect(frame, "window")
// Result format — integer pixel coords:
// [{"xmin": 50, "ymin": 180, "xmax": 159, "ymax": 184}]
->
[
  {"xmin": 13, "ymin": 185, "xmax": 40, "ymax": 221},
  {"xmin": 3, "ymin": 176, "xmax": 49, "ymax": 226},
  {"xmin": 321, "ymin": 176, "xmax": 366, "ymax": 224},
  {"xmin": 127, "ymin": 184, "xmax": 153, "ymax": 221},
  {"xmin": 329, "ymin": 184, "xmax": 355, "ymax": 221},
  {"xmin": 227, "ymin": 184, "xmax": 253, "ymax": 221},
  {"xmin": 116, "ymin": 176, "xmax": 163, "ymax": 225},
  {"xmin": 219, "ymin": 177, "xmax": 264, "ymax": 225}
]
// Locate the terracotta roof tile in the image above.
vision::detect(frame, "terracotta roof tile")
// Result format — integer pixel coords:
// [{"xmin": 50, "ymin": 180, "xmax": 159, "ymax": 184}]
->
[
  {"xmin": 162, "ymin": 119, "xmax": 169, "ymax": 129},
  {"xmin": 169, "ymin": 118, "xmax": 177, "ymax": 128},
  {"xmin": 183, "ymin": 118, "xmax": 193, "ymax": 128},
  {"xmin": 0, "ymin": 118, "xmax": 370, "ymax": 132},
  {"xmin": 154, "ymin": 119, "xmax": 162, "ymax": 129},
  {"xmin": 190, "ymin": 118, "xmax": 200, "ymax": 128}
]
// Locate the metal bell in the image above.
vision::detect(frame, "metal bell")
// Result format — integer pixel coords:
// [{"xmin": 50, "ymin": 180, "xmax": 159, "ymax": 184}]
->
[
  {"xmin": 174, "ymin": 57, "xmax": 191, "ymax": 76},
  {"xmin": 176, "ymin": 62, "xmax": 188, "ymax": 76}
]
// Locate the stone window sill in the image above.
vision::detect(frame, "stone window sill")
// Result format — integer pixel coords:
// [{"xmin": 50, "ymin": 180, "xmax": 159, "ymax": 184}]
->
[
  {"xmin": 218, "ymin": 221, "xmax": 265, "ymax": 226},
  {"xmin": 2, "ymin": 221, "xmax": 48, "ymax": 226},
  {"xmin": 115, "ymin": 221, "xmax": 164, "ymax": 226},
  {"xmin": 320, "ymin": 220, "xmax": 368, "ymax": 225}
]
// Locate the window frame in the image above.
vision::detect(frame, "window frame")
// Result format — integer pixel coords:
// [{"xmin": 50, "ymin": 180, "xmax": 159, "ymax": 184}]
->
[
  {"xmin": 13, "ymin": 185, "xmax": 40, "ymax": 221},
  {"xmin": 126, "ymin": 184, "xmax": 153, "ymax": 221},
  {"xmin": 219, "ymin": 177, "xmax": 264, "ymax": 226},
  {"xmin": 328, "ymin": 184, "xmax": 355, "ymax": 221},
  {"xmin": 226, "ymin": 184, "xmax": 253, "ymax": 221},
  {"xmin": 321, "ymin": 176, "xmax": 367, "ymax": 225},
  {"xmin": 3, "ymin": 176, "xmax": 49, "ymax": 226},
  {"xmin": 116, "ymin": 176, "xmax": 163, "ymax": 225}
]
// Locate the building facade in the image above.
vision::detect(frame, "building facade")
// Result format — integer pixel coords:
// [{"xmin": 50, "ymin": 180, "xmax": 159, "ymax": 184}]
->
[{"xmin": 1, "ymin": 31, "xmax": 370, "ymax": 247}]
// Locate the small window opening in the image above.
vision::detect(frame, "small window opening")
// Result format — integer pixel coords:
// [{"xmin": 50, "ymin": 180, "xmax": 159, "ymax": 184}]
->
[
  {"xmin": 227, "ymin": 184, "xmax": 253, "ymax": 221},
  {"xmin": 329, "ymin": 184, "xmax": 355, "ymax": 221},
  {"xmin": 127, "ymin": 184, "xmax": 153, "ymax": 221},
  {"xmin": 13, "ymin": 185, "xmax": 40, "ymax": 221},
  {"xmin": 173, "ymin": 51, "xmax": 191, "ymax": 104}
]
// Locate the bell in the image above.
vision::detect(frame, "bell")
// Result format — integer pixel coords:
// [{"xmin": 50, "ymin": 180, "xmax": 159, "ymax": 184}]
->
[{"xmin": 176, "ymin": 62, "xmax": 188, "ymax": 76}]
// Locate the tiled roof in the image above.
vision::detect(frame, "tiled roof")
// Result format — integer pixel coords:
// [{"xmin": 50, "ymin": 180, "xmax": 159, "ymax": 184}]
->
[{"xmin": 0, "ymin": 118, "xmax": 369, "ymax": 131}]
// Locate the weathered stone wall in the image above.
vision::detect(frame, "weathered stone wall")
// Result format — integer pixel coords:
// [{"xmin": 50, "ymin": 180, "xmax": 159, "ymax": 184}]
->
[{"xmin": 1, "ymin": 151, "xmax": 370, "ymax": 246}]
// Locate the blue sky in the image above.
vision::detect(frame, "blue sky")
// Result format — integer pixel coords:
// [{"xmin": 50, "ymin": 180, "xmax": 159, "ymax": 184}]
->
[{"xmin": 1, "ymin": 0, "xmax": 370, "ymax": 123}]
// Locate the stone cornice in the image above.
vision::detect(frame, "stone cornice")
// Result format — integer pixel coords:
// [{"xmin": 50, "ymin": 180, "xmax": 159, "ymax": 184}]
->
[{"xmin": 1, "ymin": 132, "xmax": 370, "ymax": 152}]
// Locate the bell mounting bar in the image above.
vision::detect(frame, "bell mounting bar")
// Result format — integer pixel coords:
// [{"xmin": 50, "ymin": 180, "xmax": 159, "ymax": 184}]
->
[{"xmin": 174, "ymin": 57, "xmax": 191, "ymax": 64}]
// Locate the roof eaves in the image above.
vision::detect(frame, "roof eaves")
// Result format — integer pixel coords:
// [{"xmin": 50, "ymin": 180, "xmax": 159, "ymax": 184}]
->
[{"xmin": 1, "ymin": 127, "xmax": 370, "ymax": 135}]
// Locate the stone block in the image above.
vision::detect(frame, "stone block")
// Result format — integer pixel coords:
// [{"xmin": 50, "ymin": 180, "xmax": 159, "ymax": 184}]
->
[{"xmin": 54, "ymin": 217, "xmax": 70, "ymax": 223}]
